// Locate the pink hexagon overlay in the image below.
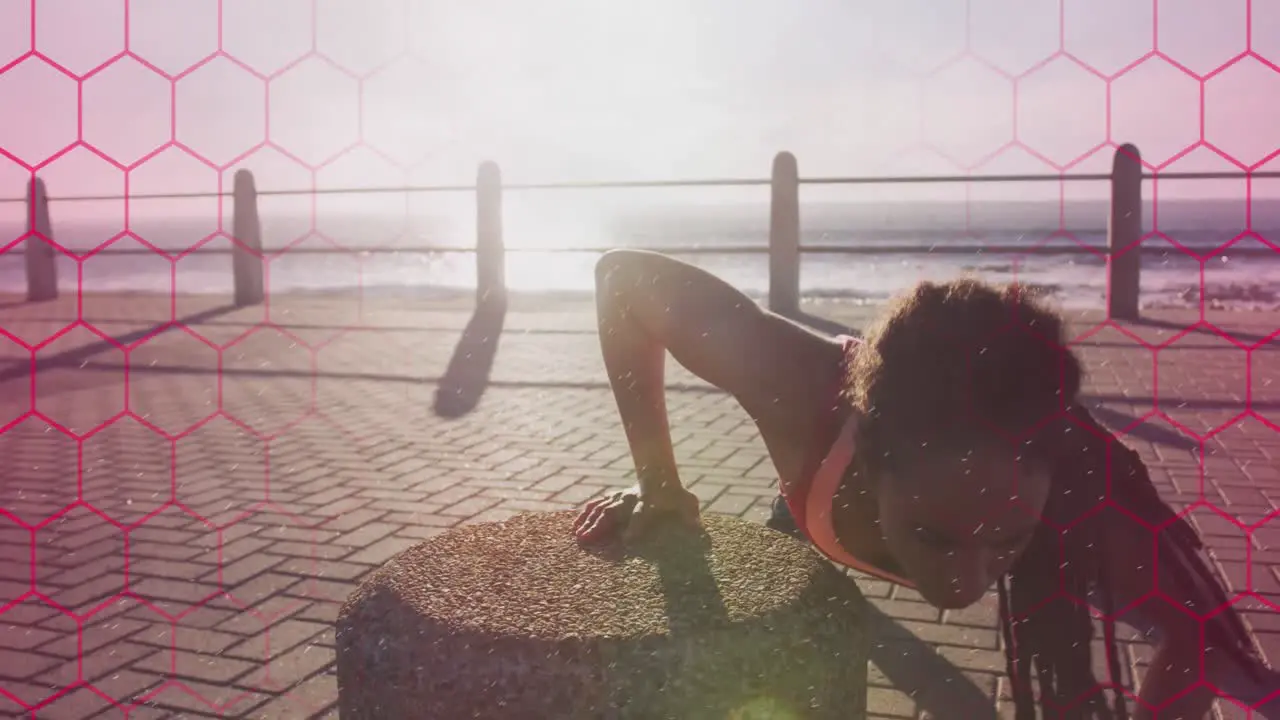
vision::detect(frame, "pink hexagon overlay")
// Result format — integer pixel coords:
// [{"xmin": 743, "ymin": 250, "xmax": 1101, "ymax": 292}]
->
[
  {"xmin": 864, "ymin": 0, "xmax": 967, "ymax": 74},
  {"xmin": 33, "ymin": 325, "xmax": 127, "ymax": 436},
  {"xmin": 171, "ymin": 236, "xmax": 266, "ymax": 342},
  {"xmin": 33, "ymin": 505, "xmax": 127, "ymax": 615},
  {"xmin": 79, "ymin": 235, "xmax": 175, "ymax": 337},
  {"xmin": 962, "ymin": 317, "xmax": 1076, "ymax": 448},
  {"xmin": 1203, "ymin": 55, "xmax": 1280, "ymax": 168},
  {"xmin": 80, "ymin": 415, "xmax": 173, "ymax": 527},
  {"xmin": 0, "ymin": 515, "xmax": 32, "ymax": 608},
  {"xmin": 4, "ymin": 1, "xmax": 1280, "ymax": 714},
  {"xmin": 314, "ymin": 145, "xmax": 407, "ymax": 249},
  {"xmin": 220, "ymin": 326, "xmax": 316, "ymax": 437},
  {"xmin": 920, "ymin": 57, "xmax": 1014, "ymax": 169},
  {"xmin": 1253, "ymin": 154, "xmax": 1280, "ymax": 246},
  {"xmin": 1100, "ymin": 422, "xmax": 1197, "ymax": 523},
  {"xmin": 1255, "ymin": 0, "xmax": 1280, "ymax": 67},
  {"xmin": 0, "ymin": 597, "xmax": 80, "ymax": 709},
  {"xmin": 361, "ymin": 56, "xmax": 457, "ymax": 165},
  {"xmin": 64, "ymin": 597, "xmax": 156, "ymax": 705},
  {"xmin": 1140, "ymin": 231, "xmax": 1208, "ymax": 307},
  {"xmin": 220, "ymin": 145, "xmax": 315, "ymax": 250},
  {"xmin": 36, "ymin": 144, "xmax": 126, "ymax": 252},
  {"xmin": 315, "ymin": 0, "xmax": 407, "ymax": 76},
  {"xmin": 1156, "ymin": 0, "xmax": 1248, "ymax": 77},
  {"xmin": 128, "ymin": 145, "xmax": 221, "ymax": 251},
  {"xmin": 1016, "ymin": 55, "xmax": 1108, "ymax": 167},
  {"xmin": 1153, "ymin": 149, "xmax": 1249, "ymax": 253},
  {"xmin": 966, "ymin": 145, "xmax": 1065, "ymax": 229},
  {"xmin": 174, "ymin": 56, "xmax": 267, "ymax": 168},
  {"xmin": 0, "ymin": 416, "xmax": 78, "ymax": 525},
  {"xmin": 127, "ymin": 505, "xmax": 221, "ymax": 616},
  {"xmin": 1203, "ymin": 237, "xmax": 1280, "ymax": 320},
  {"xmin": 126, "ymin": 0, "xmax": 219, "ymax": 77},
  {"xmin": 1252, "ymin": 514, "xmax": 1280, "ymax": 608},
  {"xmin": 1108, "ymin": 55, "xmax": 1202, "ymax": 168},
  {"xmin": 1063, "ymin": 503, "xmax": 1159, "ymax": 613},
  {"xmin": 1001, "ymin": 592, "xmax": 1098, "ymax": 710},
  {"xmin": 2, "ymin": 237, "xmax": 76, "ymax": 346},
  {"xmin": 174, "ymin": 415, "xmax": 269, "ymax": 527},
  {"xmin": 0, "ymin": 153, "xmax": 26, "ymax": 237},
  {"xmin": 1165, "ymin": 504, "xmax": 1251, "ymax": 613},
  {"xmin": 0, "ymin": 56, "xmax": 78, "ymax": 167},
  {"xmin": 266, "ymin": 238, "xmax": 363, "ymax": 346},
  {"xmin": 32, "ymin": 0, "xmax": 124, "ymax": 77},
  {"xmin": 1154, "ymin": 330, "xmax": 1249, "ymax": 436},
  {"xmin": 967, "ymin": 0, "xmax": 1060, "ymax": 77},
  {"xmin": 1110, "ymin": 596, "xmax": 1206, "ymax": 699},
  {"xmin": 1062, "ymin": 0, "xmax": 1155, "ymax": 78},
  {"xmin": 81, "ymin": 55, "xmax": 173, "ymax": 167},
  {"xmin": 0, "ymin": 386, "xmax": 30, "ymax": 455},
  {"xmin": 220, "ymin": 0, "xmax": 315, "ymax": 77},
  {"xmin": 1200, "ymin": 416, "xmax": 1278, "ymax": 516},
  {"xmin": 1252, "ymin": 339, "xmax": 1280, "ymax": 429},
  {"xmin": 268, "ymin": 57, "xmax": 361, "ymax": 167},
  {"xmin": 0, "ymin": 0, "xmax": 31, "ymax": 69},
  {"xmin": 127, "ymin": 327, "xmax": 220, "ymax": 436}
]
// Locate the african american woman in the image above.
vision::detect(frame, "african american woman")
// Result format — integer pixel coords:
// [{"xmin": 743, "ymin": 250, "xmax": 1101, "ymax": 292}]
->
[{"xmin": 573, "ymin": 250, "xmax": 1279, "ymax": 719}]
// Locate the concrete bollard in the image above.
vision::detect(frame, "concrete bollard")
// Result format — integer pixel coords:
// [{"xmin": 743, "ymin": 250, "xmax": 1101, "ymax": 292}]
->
[
  {"xmin": 336, "ymin": 511, "xmax": 870, "ymax": 720},
  {"xmin": 25, "ymin": 177, "xmax": 57, "ymax": 302},
  {"xmin": 1107, "ymin": 144, "xmax": 1143, "ymax": 321},
  {"xmin": 769, "ymin": 151, "xmax": 801, "ymax": 317},
  {"xmin": 476, "ymin": 161, "xmax": 506, "ymax": 311},
  {"xmin": 231, "ymin": 169, "xmax": 265, "ymax": 307}
]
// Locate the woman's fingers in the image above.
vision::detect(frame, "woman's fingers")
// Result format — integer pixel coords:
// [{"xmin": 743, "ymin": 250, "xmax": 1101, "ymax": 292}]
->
[
  {"xmin": 577, "ymin": 506, "xmax": 608, "ymax": 539},
  {"xmin": 575, "ymin": 492, "xmax": 647, "ymax": 543},
  {"xmin": 576, "ymin": 500, "xmax": 626, "ymax": 541},
  {"xmin": 573, "ymin": 498, "xmax": 606, "ymax": 532}
]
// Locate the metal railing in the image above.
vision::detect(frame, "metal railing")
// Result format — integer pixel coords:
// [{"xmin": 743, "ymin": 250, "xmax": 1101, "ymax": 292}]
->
[
  {"xmin": 9, "ymin": 144, "xmax": 1273, "ymax": 319},
  {"xmin": 6, "ymin": 168, "xmax": 1280, "ymax": 205}
]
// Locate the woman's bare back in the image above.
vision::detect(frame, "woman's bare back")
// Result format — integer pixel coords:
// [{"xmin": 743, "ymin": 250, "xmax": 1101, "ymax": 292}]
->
[{"xmin": 582, "ymin": 249, "xmax": 901, "ymax": 573}]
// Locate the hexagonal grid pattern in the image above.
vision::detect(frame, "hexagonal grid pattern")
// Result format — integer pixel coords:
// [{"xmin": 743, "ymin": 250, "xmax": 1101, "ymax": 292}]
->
[{"xmin": 0, "ymin": 0, "xmax": 1279, "ymax": 718}]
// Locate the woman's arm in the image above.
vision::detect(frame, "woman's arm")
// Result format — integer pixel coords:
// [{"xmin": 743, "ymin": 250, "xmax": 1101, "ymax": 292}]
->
[
  {"xmin": 1103, "ymin": 539, "xmax": 1218, "ymax": 718},
  {"xmin": 594, "ymin": 249, "xmax": 844, "ymax": 499}
]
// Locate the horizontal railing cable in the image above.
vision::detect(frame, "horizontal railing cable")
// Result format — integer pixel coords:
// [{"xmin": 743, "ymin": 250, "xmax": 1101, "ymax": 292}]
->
[
  {"xmin": 3, "ymin": 170, "xmax": 1279, "ymax": 205},
  {"xmin": 31, "ymin": 243, "xmax": 1277, "ymax": 257}
]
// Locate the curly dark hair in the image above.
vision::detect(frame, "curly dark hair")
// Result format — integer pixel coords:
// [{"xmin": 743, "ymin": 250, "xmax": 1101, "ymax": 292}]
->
[{"xmin": 844, "ymin": 278, "xmax": 1263, "ymax": 719}]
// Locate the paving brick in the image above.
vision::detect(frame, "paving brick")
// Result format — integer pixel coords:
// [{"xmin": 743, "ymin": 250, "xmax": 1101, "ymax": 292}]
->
[
  {"xmin": 341, "ymin": 536, "xmax": 418, "ymax": 567},
  {"xmin": 1, "ymin": 295, "xmax": 1275, "ymax": 716}
]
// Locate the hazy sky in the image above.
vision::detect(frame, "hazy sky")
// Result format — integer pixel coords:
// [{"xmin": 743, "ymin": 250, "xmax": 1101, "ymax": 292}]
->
[{"xmin": 1, "ymin": 0, "xmax": 1279, "ymax": 205}]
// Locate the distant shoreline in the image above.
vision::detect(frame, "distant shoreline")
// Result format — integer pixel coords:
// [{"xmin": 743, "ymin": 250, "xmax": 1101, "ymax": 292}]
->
[{"xmin": 4, "ymin": 280, "xmax": 1277, "ymax": 313}]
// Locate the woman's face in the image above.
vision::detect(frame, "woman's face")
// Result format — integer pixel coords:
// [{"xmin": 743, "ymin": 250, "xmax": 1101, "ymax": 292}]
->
[{"xmin": 876, "ymin": 446, "xmax": 1052, "ymax": 609}]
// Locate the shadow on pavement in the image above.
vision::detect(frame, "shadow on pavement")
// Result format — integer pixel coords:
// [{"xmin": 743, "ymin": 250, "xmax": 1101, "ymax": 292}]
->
[
  {"xmin": 433, "ymin": 298, "xmax": 507, "ymax": 419},
  {"xmin": 863, "ymin": 599, "xmax": 998, "ymax": 719},
  {"xmin": 0, "ymin": 298, "xmax": 44, "ymax": 311},
  {"xmin": 0, "ymin": 303, "xmax": 242, "ymax": 384},
  {"xmin": 1129, "ymin": 316, "xmax": 1274, "ymax": 346},
  {"xmin": 1084, "ymin": 403, "xmax": 1201, "ymax": 451}
]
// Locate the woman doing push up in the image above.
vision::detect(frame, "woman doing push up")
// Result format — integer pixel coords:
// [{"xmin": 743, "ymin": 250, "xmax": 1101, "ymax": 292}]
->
[{"xmin": 573, "ymin": 250, "xmax": 1278, "ymax": 719}]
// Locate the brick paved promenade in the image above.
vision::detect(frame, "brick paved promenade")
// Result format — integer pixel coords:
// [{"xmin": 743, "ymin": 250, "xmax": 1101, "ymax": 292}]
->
[{"xmin": 0, "ymin": 291, "xmax": 1277, "ymax": 719}]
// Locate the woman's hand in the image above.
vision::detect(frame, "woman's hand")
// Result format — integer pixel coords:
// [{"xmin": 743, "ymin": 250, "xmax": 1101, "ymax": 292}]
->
[{"xmin": 573, "ymin": 484, "xmax": 702, "ymax": 543}]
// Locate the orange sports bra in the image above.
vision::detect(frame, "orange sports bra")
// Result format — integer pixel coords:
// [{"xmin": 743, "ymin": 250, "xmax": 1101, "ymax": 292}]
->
[{"xmin": 781, "ymin": 335, "xmax": 916, "ymax": 588}]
